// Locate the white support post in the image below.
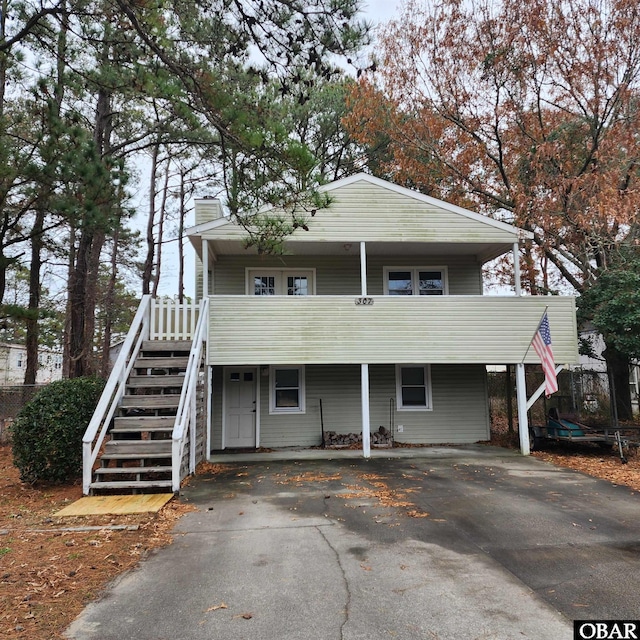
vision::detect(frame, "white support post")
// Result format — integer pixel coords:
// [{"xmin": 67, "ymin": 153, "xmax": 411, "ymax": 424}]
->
[
  {"xmin": 361, "ymin": 363, "xmax": 371, "ymax": 458},
  {"xmin": 206, "ymin": 365, "xmax": 212, "ymax": 461},
  {"xmin": 202, "ymin": 239, "xmax": 209, "ymax": 300},
  {"xmin": 360, "ymin": 241, "xmax": 371, "ymax": 458},
  {"xmin": 360, "ymin": 241, "xmax": 367, "ymax": 296},
  {"xmin": 189, "ymin": 379, "xmax": 197, "ymax": 473},
  {"xmin": 513, "ymin": 242, "xmax": 522, "ymax": 296},
  {"xmin": 516, "ymin": 362, "xmax": 530, "ymax": 455}
]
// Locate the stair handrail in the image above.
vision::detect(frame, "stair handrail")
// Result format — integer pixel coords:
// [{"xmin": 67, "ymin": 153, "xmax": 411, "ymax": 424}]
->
[
  {"xmin": 82, "ymin": 295, "xmax": 152, "ymax": 494},
  {"xmin": 172, "ymin": 297, "xmax": 209, "ymax": 491}
]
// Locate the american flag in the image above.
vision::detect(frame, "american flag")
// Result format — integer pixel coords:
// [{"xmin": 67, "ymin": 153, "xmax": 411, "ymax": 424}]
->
[{"xmin": 532, "ymin": 312, "xmax": 558, "ymax": 397}]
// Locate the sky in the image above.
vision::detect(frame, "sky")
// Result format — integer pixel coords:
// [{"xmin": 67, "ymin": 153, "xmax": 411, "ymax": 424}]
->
[{"xmin": 151, "ymin": 0, "xmax": 404, "ymax": 298}]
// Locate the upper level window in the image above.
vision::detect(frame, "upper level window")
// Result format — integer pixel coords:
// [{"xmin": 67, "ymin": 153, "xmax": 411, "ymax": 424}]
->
[
  {"xmin": 384, "ymin": 267, "xmax": 447, "ymax": 296},
  {"xmin": 248, "ymin": 270, "xmax": 314, "ymax": 296}
]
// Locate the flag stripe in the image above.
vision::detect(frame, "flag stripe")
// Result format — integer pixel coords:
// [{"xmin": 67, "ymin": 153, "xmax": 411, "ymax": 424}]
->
[{"xmin": 531, "ymin": 313, "xmax": 558, "ymax": 396}]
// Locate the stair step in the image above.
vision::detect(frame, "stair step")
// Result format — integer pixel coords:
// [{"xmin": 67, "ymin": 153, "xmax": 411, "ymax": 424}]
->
[
  {"xmin": 113, "ymin": 416, "xmax": 175, "ymax": 432},
  {"xmin": 89, "ymin": 480, "xmax": 173, "ymax": 490},
  {"xmin": 127, "ymin": 375, "xmax": 185, "ymax": 388},
  {"xmin": 142, "ymin": 340, "xmax": 192, "ymax": 352},
  {"xmin": 134, "ymin": 357, "xmax": 189, "ymax": 369},
  {"xmin": 95, "ymin": 466, "xmax": 172, "ymax": 475},
  {"xmin": 120, "ymin": 395, "xmax": 181, "ymax": 409},
  {"xmin": 100, "ymin": 452, "xmax": 172, "ymax": 461},
  {"xmin": 105, "ymin": 441, "xmax": 172, "ymax": 455}
]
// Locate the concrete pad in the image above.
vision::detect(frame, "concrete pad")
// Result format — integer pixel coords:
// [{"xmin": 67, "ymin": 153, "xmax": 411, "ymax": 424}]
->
[{"xmin": 65, "ymin": 448, "xmax": 640, "ymax": 640}]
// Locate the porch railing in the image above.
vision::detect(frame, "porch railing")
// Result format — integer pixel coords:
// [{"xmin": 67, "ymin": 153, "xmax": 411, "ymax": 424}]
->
[
  {"xmin": 150, "ymin": 298, "xmax": 199, "ymax": 340},
  {"xmin": 172, "ymin": 297, "xmax": 209, "ymax": 491},
  {"xmin": 82, "ymin": 295, "xmax": 152, "ymax": 494}
]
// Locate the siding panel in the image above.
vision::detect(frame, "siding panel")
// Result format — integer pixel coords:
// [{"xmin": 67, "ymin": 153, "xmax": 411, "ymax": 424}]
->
[
  {"xmin": 209, "ymin": 364, "xmax": 489, "ymax": 448},
  {"xmin": 208, "ymin": 295, "xmax": 578, "ymax": 365},
  {"xmin": 201, "ymin": 180, "xmax": 519, "ymax": 246}
]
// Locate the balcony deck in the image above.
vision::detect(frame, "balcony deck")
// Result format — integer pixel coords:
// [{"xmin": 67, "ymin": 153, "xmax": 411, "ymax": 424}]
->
[{"xmin": 207, "ymin": 295, "xmax": 577, "ymax": 366}]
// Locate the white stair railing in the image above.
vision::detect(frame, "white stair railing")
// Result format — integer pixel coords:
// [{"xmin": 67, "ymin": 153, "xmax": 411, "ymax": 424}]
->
[
  {"xmin": 82, "ymin": 295, "xmax": 152, "ymax": 494},
  {"xmin": 172, "ymin": 297, "xmax": 209, "ymax": 491}
]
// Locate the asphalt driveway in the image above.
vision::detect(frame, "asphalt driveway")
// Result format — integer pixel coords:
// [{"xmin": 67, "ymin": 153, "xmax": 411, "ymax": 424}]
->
[{"xmin": 66, "ymin": 446, "xmax": 640, "ymax": 640}]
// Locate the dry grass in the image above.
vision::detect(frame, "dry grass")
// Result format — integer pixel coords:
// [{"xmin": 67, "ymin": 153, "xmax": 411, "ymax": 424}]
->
[{"xmin": 0, "ymin": 445, "xmax": 195, "ymax": 640}]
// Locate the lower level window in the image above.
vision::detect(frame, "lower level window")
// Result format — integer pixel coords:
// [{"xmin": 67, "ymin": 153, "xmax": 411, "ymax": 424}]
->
[
  {"xmin": 396, "ymin": 365, "xmax": 432, "ymax": 410},
  {"xmin": 270, "ymin": 365, "xmax": 305, "ymax": 414}
]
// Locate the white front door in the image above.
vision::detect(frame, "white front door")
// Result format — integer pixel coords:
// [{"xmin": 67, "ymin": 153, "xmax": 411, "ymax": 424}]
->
[{"xmin": 224, "ymin": 368, "xmax": 257, "ymax": 448}]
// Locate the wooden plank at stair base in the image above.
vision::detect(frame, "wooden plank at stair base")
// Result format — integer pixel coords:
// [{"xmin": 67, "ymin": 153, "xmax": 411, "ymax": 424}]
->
[
  {"xmin": 56, "ymin": 494, "xmax": 174, "ymax": 516},
  {"xmin": 104, "ymin": 440, "xmax": 172, "ymax": 455},
  {"xmin": 133, "ymin": 357, "xmax": 189, "ymax": 368},
  {"xmin": 127, "ymin": 375, "xmax": 186, "ymax": 388},
  {"xmin": 141, "ymin": 340, "xmax": 192, "ymax": 352},
  {"xmin": 120, "ymin": 395, "xmax": 181, "ymax": 408}
]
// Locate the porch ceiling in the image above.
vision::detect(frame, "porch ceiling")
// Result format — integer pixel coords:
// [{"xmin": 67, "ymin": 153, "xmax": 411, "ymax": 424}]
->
[{"xmin": 190, "ymin": 237, "xmax": 514, "ymax": 264}]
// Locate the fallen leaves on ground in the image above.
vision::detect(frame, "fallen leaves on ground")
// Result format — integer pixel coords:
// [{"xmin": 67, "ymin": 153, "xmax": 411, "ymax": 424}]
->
[
  {"xmin": 0, "ymin": 444, "xmax": 195, "ymax": 640},
  {"xmin": 533, "ymin": 446, "xmax": 640, "ymax": 492}
]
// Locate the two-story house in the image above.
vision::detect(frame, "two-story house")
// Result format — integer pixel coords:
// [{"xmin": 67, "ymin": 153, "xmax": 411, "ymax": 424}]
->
[
  {"xmin": 188, "ymin": 174, "xmax": 578, "ymax": 453},
  {"xmin": 82, "ymin": 174, "xmax": 578, "ymax": 494}
]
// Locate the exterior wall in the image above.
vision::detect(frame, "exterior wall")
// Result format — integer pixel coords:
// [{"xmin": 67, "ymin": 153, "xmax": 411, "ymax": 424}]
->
[
  {"xmin": 208, "ymin": 295, "xmax": 578, "ymax": 366},
  {"xmin": 199, "ymin": 178, "xmax": 521, "ymax": 248},
  {"xmin": 210, "ymin": 363, "xmax": 489, "ymax": 450},
  {"xmin": 212, "ymin": 254, "xmax": 482, "ymax": 296}
]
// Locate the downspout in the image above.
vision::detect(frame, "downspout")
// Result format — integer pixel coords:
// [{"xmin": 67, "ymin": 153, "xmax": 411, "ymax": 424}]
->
[{"xmin": 360, "ymin": 241, "xmax": 371, "ymax": 458}]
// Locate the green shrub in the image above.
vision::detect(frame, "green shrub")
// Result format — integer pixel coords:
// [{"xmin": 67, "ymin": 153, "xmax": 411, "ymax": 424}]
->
[{"xmin": 11, "ymin": 377, "xmax": 105, "ymax": 484}]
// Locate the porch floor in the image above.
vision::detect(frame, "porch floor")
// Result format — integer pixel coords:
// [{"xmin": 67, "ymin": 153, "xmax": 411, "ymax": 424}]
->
[{"xmin": 207, "ymin": 443, "xmax": 518, "ymax": 464}]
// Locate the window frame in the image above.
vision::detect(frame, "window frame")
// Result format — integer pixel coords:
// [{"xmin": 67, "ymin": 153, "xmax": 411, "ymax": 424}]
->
[
  {"xmin": 246, "ymin": 269, "xmax": 316, "ymax": 296},
  {"xmin": 395, "ymin": 364, "xmax": 433, "ymax": 411},
  {"xmin": 383, "ymin": 266, "xmax": 448, "ymax": 296},
  {"xmin": 269, "ymin": 365, "xmax": 306, "ymax": 414}
]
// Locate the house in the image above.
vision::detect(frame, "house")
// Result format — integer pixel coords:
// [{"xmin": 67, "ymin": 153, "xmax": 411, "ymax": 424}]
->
[
  {"xmin": 0, "ymin": 342, "xmax": 63, "ymax": 386},
  {"xmin": 575, "ymin": 326, "xmax": 639, "ymax": 413},
  {"xmin": 81, "ymin": 174, "xmax": 579, "ymax": 494}
]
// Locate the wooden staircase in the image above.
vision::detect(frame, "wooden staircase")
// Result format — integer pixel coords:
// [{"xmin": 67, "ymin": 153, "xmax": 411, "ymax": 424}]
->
[{"xmin": 89, "ymin": 339, "xmax": 192, "ymax": 494}]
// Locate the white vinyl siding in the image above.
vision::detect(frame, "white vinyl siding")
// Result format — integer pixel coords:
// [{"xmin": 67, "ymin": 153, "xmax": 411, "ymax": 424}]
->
[
  {"xmin": 207, "ymin": 295, "xmax": 578, "ymax": 366},
  {"xmin": 198, "ymin": 179, "xmax": 520, "ymax": 250},
  {"xmin": 259, "ymin": 365, "xmax": 363, "ymax": 448},
  {"xmin": 209, "ymin": 364, "xmax": 489, "ymax": 450}
]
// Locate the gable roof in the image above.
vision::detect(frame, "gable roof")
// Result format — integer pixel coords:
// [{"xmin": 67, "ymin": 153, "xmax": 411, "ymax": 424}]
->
[{"xmin": 187, "ymin": 173, "xmax": 530, "ymax": 262}]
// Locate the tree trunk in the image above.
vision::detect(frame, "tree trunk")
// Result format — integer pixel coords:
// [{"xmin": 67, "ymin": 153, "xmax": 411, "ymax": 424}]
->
[
  {"xmin": 603, "ymin": 340, "xmax": 633, "ymax": 422},
  {"xmin": 177, "ymin": 168, "xmax": 186, "ymax": 303},
  {"xmin": 152, "ymin": 157, "xmax": 170, "ymax": 297},
  {"xmin": 100, "ymin": 222, "xmax": 120, "ymax": 378},
  {"xmin": 66, "ymin": 76, "xmax": 112, "ymax": 378},
  {"xmin": 24, "ymin": 207, "xmax": 44, "ymax": 385},
  {"xmin": 142, "ymin": 143, "xmax": 159, "ymax": 295}
]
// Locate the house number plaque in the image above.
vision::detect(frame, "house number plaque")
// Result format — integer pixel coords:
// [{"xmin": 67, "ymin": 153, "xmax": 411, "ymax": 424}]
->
[{"xmin": 355, "ymin": 297, "xmax": 374, "ymax": 305}]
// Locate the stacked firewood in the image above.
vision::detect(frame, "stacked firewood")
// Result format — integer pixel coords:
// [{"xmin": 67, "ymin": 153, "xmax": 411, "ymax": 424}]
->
[{"xmin": 323, "ymin": 426, "xmax": 393, "ymax": 447}]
